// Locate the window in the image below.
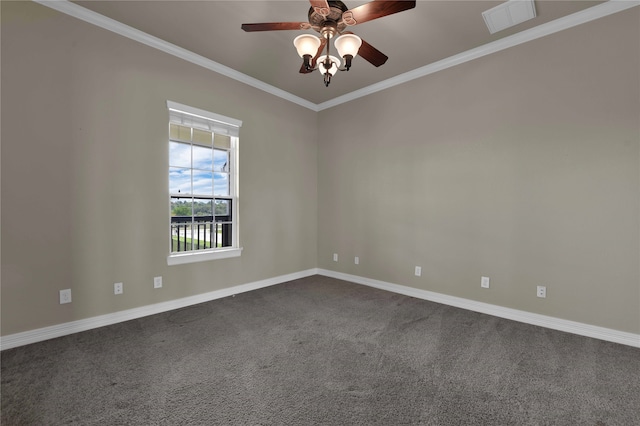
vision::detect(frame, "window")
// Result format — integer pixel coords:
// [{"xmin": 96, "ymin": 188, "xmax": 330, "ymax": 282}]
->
[{"xmin": 167, "ymin": 101, "xmax": 242, "ymax": 265}]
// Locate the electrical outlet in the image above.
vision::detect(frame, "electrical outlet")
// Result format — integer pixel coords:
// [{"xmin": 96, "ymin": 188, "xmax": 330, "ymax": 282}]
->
[
  {"xmin": 354, "ymin": 256, "xmax": 359, "ymax": 265},
  {"xmin": 537, "ymin": 286, "xmax": 546, "ymax": 298},
  {"xmin": 333, "ymin": 253, "xmax": 338, "ymax": 262},
  {"xmin": 154, "ymin": 276, "xmax": 163, "ymax": 289},
  {"xmin": 114, "ymin": 282, "xmax": 123, "ymax": 295},
  {"xmin": 59, "ymin": 289, "xmax": 72, "ymax": 304},
  {"xmin": 481, "ymin": 276, "xmax": 490, "ymax": 289},
  {"xmin": 414, "ymin": 266, "xmax": 422, "ymax": 277}
]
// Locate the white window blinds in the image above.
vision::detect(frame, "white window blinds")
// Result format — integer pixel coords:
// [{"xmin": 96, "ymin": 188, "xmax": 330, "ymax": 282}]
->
[{"xmin": 167, "ymin": 100, "xmax": 242, "ymax": 137}]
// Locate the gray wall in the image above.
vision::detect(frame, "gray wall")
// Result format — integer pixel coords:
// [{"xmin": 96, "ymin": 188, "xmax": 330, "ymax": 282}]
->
[
  {"xmin": 2, "ymin": 2, "xmax": 638, "ymax": 337},
  {"xmin": 317, "ymin": 9, "xmax": 639, "ymax": 333},
  {"xmin": 1, "ymin": 2, "xmax": 318, "ymax": 335}
]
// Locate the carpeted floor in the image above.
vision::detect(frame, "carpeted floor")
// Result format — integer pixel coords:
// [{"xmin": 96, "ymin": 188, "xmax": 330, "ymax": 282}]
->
[{"xmin": 2, "ymin": 275, "xmax": 639, "ymax": 425}]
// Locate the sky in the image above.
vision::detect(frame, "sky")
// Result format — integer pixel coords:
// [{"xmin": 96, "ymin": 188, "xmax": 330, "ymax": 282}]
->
[{"xmin": 169, "ymin": 141, "xmax": 229, "ymax": 197}]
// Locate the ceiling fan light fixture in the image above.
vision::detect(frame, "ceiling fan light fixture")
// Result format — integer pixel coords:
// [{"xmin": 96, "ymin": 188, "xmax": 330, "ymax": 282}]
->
[
  {"xmin": 293, "ymin": 34, "xmax": 321, "ymax": 58},
  {"xmin": 334, "ymin": 33, "xmax": 362, "ymax": 59},
  {"xmin": 334, "ymin": 33, "xmax": 361, "ymax": 71},
  {"xmin": 317, "ymin": 55, "xmax": 340, "ymax": 76},
  {"xmin": 317, "ymin": 54, "xmax": 340, "ymax": 87}
]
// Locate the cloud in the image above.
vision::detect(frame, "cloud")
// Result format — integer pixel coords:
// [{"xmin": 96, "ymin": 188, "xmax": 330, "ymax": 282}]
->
[{"xmin": 169, "ymin": 142, "xmax": 230, "ymax": 196}]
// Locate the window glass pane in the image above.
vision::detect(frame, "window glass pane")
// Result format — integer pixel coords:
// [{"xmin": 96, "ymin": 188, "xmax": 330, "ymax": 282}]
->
[
  {"xmin": 213, "ymin": 149, "xmax": 229, "ymax": 172},
  {"xmin": 193, "ymin": 198, "xmax": 213, "ymax": 217},
  {"xmin": 215, "ymin": 199, "xmax": 230, "ymax": 217},
  {"xmin": 214, "ymin": 134, "xmax": 231, "ymax": 150},
  {"xmin": 214, "ymin": 173, "xmax": 229, "ymax": 196},
  {"xmin": 170, "ymin": 124, "xmax": 191, "ymax": 142},
  {"xmin": 192, "ymin": 170, "xmax": 213, "ymax": 196},
  {"xmin": 193, "ymin": 128, "xmax": 212, "ymax": 146},
  {"xmin": 171, "ymin": 197, "xmax": 193, "ymax": 252},
  {"xmin": 220, "ymin": 223, "xmax": 232, "ymax": 247},
  {"xmin": 172, "ymin": 222, "xmax": 193, "ymax": 252},
  {"xmin": 169, "ymin": 141, "xmax": 191, "ymax": 168},
  {"xmin": 170, "ymin": 167, "xmax": 191, "ymax": 194},
  {"xmin": 191, "ymin": 220, "xmax": 212, "ymax": 250},
  {"xmin": 192, "ymin": 145, "xmax": 213, "ymax": 170},
  {"xmin": 171, "ymin": 197, "xmax": 192, "ymax": 217}
]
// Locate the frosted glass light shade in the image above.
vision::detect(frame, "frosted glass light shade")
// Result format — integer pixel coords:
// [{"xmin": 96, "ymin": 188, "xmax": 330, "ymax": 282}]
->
[
  {"xmin": 293, "ymin": 34, "xmax": 321, "ymax": 57},
  {"xmin": 334, "ymin": 34, "xmax": 362, "ymax": 58},
  {"xmin": 317, "ymin": 55, "xmax": 340, "ymax": 76}
]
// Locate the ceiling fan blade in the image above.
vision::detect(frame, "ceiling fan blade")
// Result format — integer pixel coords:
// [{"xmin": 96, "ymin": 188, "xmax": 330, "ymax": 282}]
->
[
  {"xmin": 342, "ymin": 0, "xmax": 416, "ymax": 26},
  {"xmin": 241, "ymin": 22, "xmax": 311, "ymax": 32},
  {"xmin": 351, "ymin": 35, "xmax": 388, "ymax": 67},
  {"xmin": 299, "ymin": 38, "xmax": 327, "ymax": 74},
  {"xmin": 309, "ymin": 0, "xmax": 331, "ymax": 17}
]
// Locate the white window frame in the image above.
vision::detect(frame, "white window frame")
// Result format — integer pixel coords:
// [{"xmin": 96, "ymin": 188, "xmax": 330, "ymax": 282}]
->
[{"xmin": 166, "ymin": 101, "xmax": 242, "ymax": 265}]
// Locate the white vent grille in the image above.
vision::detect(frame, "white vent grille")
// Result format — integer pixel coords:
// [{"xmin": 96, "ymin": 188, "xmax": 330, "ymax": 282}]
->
[{"xmin": 482, "ymin": 0, "xmax": 537, "ymax": 34}]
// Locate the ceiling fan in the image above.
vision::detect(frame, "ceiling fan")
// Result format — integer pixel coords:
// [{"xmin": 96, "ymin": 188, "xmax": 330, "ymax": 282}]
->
[{"xmin": 241, "ymin": 0, "xmax": 417, "ymax": 87}]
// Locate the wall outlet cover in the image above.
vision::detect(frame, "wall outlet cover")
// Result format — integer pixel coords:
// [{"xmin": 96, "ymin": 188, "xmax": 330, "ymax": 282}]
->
[
  {"xmin": 154, "ymin": 276, "xmax": 163, "ymax": 288},
  {"xmin": 481, "ymin": 276, "xmax": 490, "ymax": 288},
  {"xmin": 59, "ymin": 289, "xmax": 72, "ymax": 304},
  {"xmin": 537, "ymin": 285, "xmax": 547, "ymax": 298}
]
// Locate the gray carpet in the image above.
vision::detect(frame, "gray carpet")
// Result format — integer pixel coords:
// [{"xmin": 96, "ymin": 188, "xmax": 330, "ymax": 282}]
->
[{"xmin": 1, "ymin": 275, "xmax": 639, "ymax": 425}]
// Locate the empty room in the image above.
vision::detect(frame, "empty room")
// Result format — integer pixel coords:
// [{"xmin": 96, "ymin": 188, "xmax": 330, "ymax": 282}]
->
[{"xmin": 1, "ymin": 0, "xmax": 639, "ymax": 424}]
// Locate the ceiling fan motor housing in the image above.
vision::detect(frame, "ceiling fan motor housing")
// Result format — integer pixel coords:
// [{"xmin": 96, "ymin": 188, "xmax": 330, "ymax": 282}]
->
[{"xmin": 308, "ymin": 1, "xmax": 349, "ymax": 33}]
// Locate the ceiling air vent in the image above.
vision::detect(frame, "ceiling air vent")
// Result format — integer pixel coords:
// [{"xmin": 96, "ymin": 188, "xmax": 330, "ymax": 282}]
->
[{"xmin": 482, "ymin": 0, "xmax": 537, "ymax": 34}]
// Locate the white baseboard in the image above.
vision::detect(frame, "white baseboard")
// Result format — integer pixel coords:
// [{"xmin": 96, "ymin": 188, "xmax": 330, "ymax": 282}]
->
[
  {"xmin": 3, "ymin": 268, "xmax": 638, "ymax": 350},
  {"xmin": 0, "ymin": 269, "xmax": 318, "ymax": 351},
  {"xmin": 317, "ymin": 269, "xmax": 640, "ymax": 348}
]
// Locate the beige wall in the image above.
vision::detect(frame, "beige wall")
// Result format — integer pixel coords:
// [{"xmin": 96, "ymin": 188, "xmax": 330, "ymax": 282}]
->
[
  {"xmin": 1, "ymin": 2, "xmax": 318, "ymax": 335},
  {"xmin": 318, "ymin": 9, "xmax": 639, "ymax": 333},
  {"xmin": 1, "ymin": 2, "xmax": 638, "ymax": 337}
]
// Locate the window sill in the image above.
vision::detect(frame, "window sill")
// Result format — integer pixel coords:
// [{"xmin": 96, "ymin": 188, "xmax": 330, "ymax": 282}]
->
[{"xmin": 167, "ymin": 247, "xmax": 243, "ymax": 266}]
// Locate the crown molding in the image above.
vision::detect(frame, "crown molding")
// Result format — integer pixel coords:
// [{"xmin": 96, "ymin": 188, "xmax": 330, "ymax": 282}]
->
[
  {"xmin": 34, "ymin": 0, "xmax": 639, "ymax": 112},
  {"xmin": 32, "ymin": 0, "xmax": 319, "ymax": 111},
  {"xmin": 316, "ymin": 0, "xmax": 640, "ymax": 111}
]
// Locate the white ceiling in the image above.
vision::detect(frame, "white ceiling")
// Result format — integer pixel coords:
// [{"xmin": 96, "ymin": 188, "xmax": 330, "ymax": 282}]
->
[{"xmin": 55, "ymin": 1, "xmax": 626, "ymax": 107}]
